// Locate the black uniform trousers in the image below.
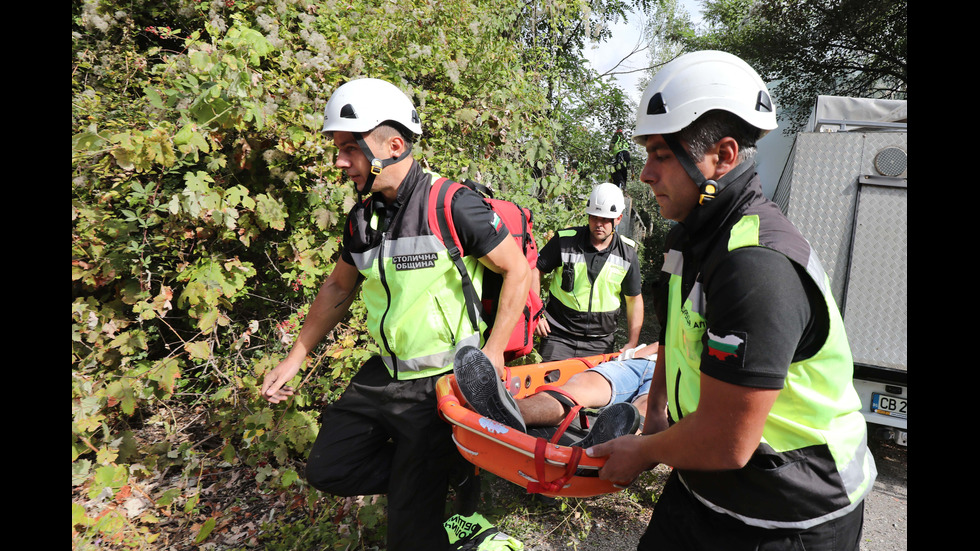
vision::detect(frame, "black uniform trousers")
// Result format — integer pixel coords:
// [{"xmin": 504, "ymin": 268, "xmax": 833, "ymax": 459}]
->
[
  {"xmin": 639, "ymin": 470, "xmax": 865, "ymax": 551},
  {"xmin": 538, "ymin": 326, "xmax": 615, "ymax": 362},
  {"xmin": 306, "ymin": 356, "xmax": 458, "ymax": 550}
]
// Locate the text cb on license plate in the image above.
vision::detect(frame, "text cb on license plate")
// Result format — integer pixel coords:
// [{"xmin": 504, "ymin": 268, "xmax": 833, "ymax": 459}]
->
[{"xmin": 871, "ymin": 392, "xmax": 907, "ymax": 419}]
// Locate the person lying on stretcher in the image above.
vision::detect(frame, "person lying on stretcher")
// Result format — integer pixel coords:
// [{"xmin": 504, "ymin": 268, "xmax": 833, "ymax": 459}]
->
[{"xmin": 453, "ymin": 344, "xmax": 658, "ymax": 448}]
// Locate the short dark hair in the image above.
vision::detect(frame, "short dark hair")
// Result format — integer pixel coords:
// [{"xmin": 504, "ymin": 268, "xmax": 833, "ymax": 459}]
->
[
  {"xmin": 676, "ymin": 110, "xmax": 762, "ymax": 163},
  {"xmin": 368, "ymin": 122, "xmax": 414, "ymax": 146}
]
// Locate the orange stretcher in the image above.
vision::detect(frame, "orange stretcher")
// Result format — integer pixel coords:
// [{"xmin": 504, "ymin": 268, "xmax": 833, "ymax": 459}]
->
[{"xmin": 436, "ymin": 353, "xmax": 628, "ymax": 498}]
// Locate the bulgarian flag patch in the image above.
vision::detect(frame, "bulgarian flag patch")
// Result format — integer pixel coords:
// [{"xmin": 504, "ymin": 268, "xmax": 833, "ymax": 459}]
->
[
  {"xmin": 490, "ymin": 212, "xmax": 504, "ymax": 233},
  {"xmin": 707, "ymin": 330, "xmax": 745, "ymax": 366}
]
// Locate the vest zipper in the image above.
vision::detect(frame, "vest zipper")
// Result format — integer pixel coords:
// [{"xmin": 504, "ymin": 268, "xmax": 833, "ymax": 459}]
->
[
  {"xmin": 377, "ymin": 229, "xmax": 398, "ymax": 379},
  {"xmin": 672, "ymin": 368, "xmax": 684, "ymax": 421},
  {"xmin": 584, "ymin": 239, "xmax": 611, "ymax": 337},
  {"xmin": 586, "ymin": 283, "xmax": 596, "ymax": 339}
]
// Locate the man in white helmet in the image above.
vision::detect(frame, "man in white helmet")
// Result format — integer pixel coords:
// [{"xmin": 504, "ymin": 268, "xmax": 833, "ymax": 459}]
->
[
  {"xmin": 586, "ymin": 51, "xmax": 876, "ymax": 550},
  {"xmin": 451, "ymin": 183, "xmax": 647, "ymax": 447},
  {"xmin": 534, "ymin": 182, "xmax": 643, "ymax": 362},
  {"xmin": 261, "ymin": 78, "xmax": 530, "ymax": 550}
]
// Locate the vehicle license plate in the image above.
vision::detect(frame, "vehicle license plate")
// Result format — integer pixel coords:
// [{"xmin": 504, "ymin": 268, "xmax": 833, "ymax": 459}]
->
[{"xmin": 871, "ymin": 393, "xmax": 907, "ymax": 419}]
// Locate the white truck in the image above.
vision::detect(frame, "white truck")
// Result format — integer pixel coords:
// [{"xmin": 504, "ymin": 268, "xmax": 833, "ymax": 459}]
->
[{"xmin": 771, "ymin": 96, "xmax": 907, "ymax": 446}]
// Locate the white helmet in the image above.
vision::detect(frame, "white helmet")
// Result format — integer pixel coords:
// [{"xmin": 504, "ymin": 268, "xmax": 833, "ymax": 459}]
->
[
  {"xmin": 586, "ymin": 183, "xmax": 625, "ymax": 219},
  {"xmin": 322, "ymin": 78, "xmax": 422, "ymax": 136},
  {"xmin": 632, "ymin": 50, "xmax": 777, "ymax": 144},
  {"xmin": 322, "ymin": 78, "xmax": 421, "ymax": 195}
]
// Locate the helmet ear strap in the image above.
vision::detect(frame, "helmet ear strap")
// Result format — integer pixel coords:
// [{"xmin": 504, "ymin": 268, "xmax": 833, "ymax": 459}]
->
[
  {"xmin": 663, "ymin": 134, "xmax": 717, "ymax": 204},
  {"xmin": 351, "ymin": 131, "xmax": 414, "ymax": 197},
  {"xmin": 663, "ymin": 134, "xmax": 752, "ymax": 205}
]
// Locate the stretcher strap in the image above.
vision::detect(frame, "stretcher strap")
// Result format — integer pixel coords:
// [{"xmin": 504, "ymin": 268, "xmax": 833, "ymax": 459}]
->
[
  {"xmin": 535, "ymin": 384, "xmax": 591, "ymax": 431},
  {"xmin": 526, "ymin": 437, "xmax": 583, "ymax": 494},
  {"xmin": 534, "ymin": 384, "xmax": 577, "ymax": 405},
  {"xmin": 550, "ymin": 405, "xmax": 583, "ymax": 444}
]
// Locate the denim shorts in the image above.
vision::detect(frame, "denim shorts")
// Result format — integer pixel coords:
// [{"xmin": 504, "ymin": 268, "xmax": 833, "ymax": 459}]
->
[{"xmin": 591, "ymin": 355, "xmax": 656, "ymax": 406}]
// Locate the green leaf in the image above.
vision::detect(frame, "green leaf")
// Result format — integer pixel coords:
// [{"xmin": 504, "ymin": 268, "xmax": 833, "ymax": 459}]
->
[
  {"xmin": 184, "ymin": 493, "xmax": 200, "ymax": 514},
  {"xmin": 72, "ymin": 131, "xmax": 106, "ymax": 153},
  {"xmin": 197, "ymin": 307, "xmax": 221, "ymax": 332},
  {"xmin": 221, "ymin": 442, "xmax": 236, "ymax": 463},
  {"xmin": 189, "ymin": 50, "xmax": 212, "ymax": 71},
  {"xmin": 72, "ymin": 459, "xmax": 93, "ymax": 486},
  {"xmin": 175, "ymin": 123, "xmax": 211, "ymax": 157},
  {"xmin": 224, "ymin": 26, "xmax": 273, "ymax": 64},
  {"xmin": 286, "ymin": 126, "xmax": 308, "ymax": 143},
  {"xmin": 255, "ymin": 193, "xmax": 287, "ymax": 231},
  {"xmin": 281, "ymin": 468, "xmax": 299, "ymax": 487},
  {"xmin": 91, "ymin": 465, "xmax": 128, "ymax": 497},
  {"xmin": 113, "ymin": 430, "xmax": 139, "ymax": 462},
  {"xmin": 185, "ymin": 341, "xmax": 211, "ymax": 360},
  {"xmin": 212, "ymin": 385, "xmax": 233, "ymax": 402},
  {"xmin": 195, "ymin": 517, "xmax": 216, "ymax": 544},
  {"xmin": 106, "ymin": 379, "xmax": 138, "ymax": 416},
  {"xmin": 456, "ymin": 108, "xmax": 479, "ymax": 124},
  {"xmin": 108, "ymin": 329, "xmax": 147, "ymax": 355},
  {"xmin": 148, "ymin": 357, "xmax": 181, "ymax": 396},
  {"xmin": 184, "ymin": 170, "xmax": 214, "ymax": 192},
  {"xmin": 72, "ymin": 502, "xmax": 91, "ymax": 527},
  {"xmin": 145, "ymin": 87, "xmax": 165, "ymax": 109},
  {"xmin": 157, "ymin": 488, "xmax": 181, "ymax": 507}
]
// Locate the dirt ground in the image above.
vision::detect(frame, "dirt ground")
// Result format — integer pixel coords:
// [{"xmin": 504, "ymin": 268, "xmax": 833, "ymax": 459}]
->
[{"xmin": 861, "ymin": 437, "xmax": 908, "ymax": 550}]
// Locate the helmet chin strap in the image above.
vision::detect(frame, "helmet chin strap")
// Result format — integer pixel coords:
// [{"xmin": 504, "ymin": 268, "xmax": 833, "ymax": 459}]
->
[
  {"xmin": 663, "ymin": 134, "xmax": 753, "ymax": 205},
  {"xmin": 352, "ymin": 131, "xmax": 414, "ymax": 197}
]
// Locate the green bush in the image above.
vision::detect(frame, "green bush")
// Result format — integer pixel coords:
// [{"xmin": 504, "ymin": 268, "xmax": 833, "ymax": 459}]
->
[{"xmin": 72, "ymin": 0, "xmax": 655, "ymax": 547}]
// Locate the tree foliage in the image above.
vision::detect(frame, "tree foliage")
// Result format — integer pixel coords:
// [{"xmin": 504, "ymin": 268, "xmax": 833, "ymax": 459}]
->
[
  {"xmin": 681, "ymin": 0, "xmax": 907, "ymax": 130},
  {"xmin": 637, "ymin": 0, "xmax": 690, "ymax": 92},
  {"xmin": 494, "ymin": 0, "xmax": 657, "ymax": 200},
  {"xmin": 71, "ymin": 0, "xmax": 659, "ymax": 547}
]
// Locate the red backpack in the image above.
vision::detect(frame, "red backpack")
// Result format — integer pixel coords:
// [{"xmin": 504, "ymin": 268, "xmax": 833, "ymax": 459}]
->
[{"xmin": 429, "ymin": 177, "xmax": 543, "ymax": 361}]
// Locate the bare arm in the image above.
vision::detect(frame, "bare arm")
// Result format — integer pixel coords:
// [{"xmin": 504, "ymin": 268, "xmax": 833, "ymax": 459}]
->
[
  {"xmin": 261, "ymin": 259, "xmax": 361, "ymax": 403},
  {"xmin": 620, "ymin": 294, "xmax": 643, "ymax": 351},
  {"xmin": 641, "ymin": 345, "xmax": 667, "ymax": 435},
  {"xmin": 533, "ymin": 267, "xmax": 551, "ymax": 337},
  {"xmin": 478, "ymin": 236, "xmax": 531, "ymax": 376},
  {"xmin": 588, "ymin": 372, "xmax": 779, "ymax": 483}
]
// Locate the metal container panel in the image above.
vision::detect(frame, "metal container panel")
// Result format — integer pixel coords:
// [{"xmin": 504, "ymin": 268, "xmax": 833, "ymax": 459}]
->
[{"xmin": 784, "ymin": 132, "xmax": 907, "ymax": 372}]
